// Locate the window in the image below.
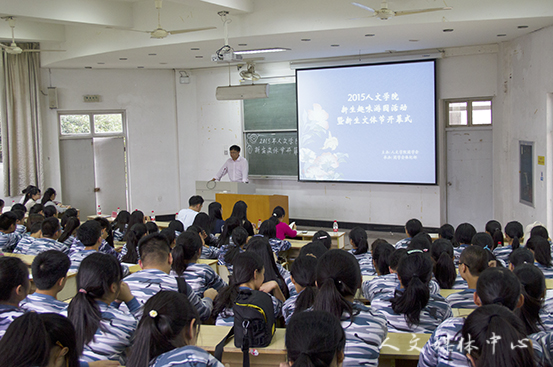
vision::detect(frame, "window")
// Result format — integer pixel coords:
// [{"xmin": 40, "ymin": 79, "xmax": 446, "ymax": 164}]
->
[
  {"xmin": 59, "ymin": 112, "xmax": 125, "ymax": 138},
  {"xmin": 446, "ymin": 98, "xmax": 492, "ymax": 127}
]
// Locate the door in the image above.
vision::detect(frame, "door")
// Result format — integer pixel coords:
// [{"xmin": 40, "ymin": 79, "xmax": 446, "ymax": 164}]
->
[
  {"xmin": 94, "ymin": 137, "xmax": 127, "ymax": 215},
  {"xmin": 446, "ymin": 128, "xmax": 493, "ymax": 229}
]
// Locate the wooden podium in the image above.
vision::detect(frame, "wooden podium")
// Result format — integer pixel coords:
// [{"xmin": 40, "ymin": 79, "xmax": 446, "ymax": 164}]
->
[{"xmin": 216, "ymin": 193, "xmax": 289, "ymax": 225}]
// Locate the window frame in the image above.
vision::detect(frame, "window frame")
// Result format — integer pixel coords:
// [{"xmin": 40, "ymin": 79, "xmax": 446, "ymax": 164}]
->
[
  {"xmin": 58, "ymin": 110, "xmax": 126, "ymax": 139},
  {"xmin": 445, "ymin": 97, "xmax": 493, "ymax": 127}
]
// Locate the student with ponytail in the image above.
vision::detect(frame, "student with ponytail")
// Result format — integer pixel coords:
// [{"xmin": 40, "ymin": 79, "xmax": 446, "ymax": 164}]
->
[
  {"xmin": 112, "ymin": 210, "xmax": 130, "ymax": 241},
  {"xmin": 217, "ymin": 226, "xmax": 248, "ymax": 272},
  {"xmin": 216, "ymin": 216, "xmax": 242, "ymax": 248},
  {"xmin": 361, "ymin": 243, "xmax": 397, "ymax": 302},
  {"xmin": 67, "ymin": 252, "xmax": 140, "ymax": 363},
  {"xmin": 127, "ymin": 291, "xmax": 223, "ymax": 367},
  {"xmin": 526, "ymin": 236, "xmax": 553, "ymax": 278},
  {"xmin": 472, "ymin": 232, "xmax": 504, "ymax": 267},
  {"xmin": 258, "ymin": 219, "xmax": 292, "ymax": 256},
  {"xmin": 272, "ymin": 206, "xmax": 297, "ymax": 240},
  {"xmin": 283, "ymin": 310, "xmax": 345, "ymax": 367},
  {"xmin": 438, "ymin": 224, "xmax": 455, "ymax": 243},
  {"xmin": 282, "ymin": 255, "xmax": 318, "ymax": 324},
  {"xmin": 509, "ymin": 247, "xmax": 535, "ymax": 270},
  {"xmin": 513, "ymin": 264, "xmax": 553, "ymax": 334},
  {"xmin": 453, "ymin": 223, "xmax": 477, "ymax": 265},
  {"xmin": 246, "ymin": 236, "xmax": 290, "ymax": 298},
  {"xmin": 395, "ymin": 218, "xmax": 423, "ymax": 249},
  {"xmin": 348, "ymin": 227, "xmax": 374, "ymax": 275},
  {"xmin": 430, "ymin": 239, "xmax": 456, "ymax": 290},
  {"xmin": 312, "ymin": 249, "xmax": 387, "ymax": 367},
  {"xmin": 21, "ymin": 185, "xmax": 41, "ymax": 211},
  {"xmin": 371, "ymin": 250, "xmax": 452, "ymax": 333},
  {"xmin": 493, "ymin": 221, "xmax": 524, "ymax": 264},
  {"xmin": 121, "ymin": 223, "xmax": 148, "ymax": 264},
  {"xmin": 446, "ymin": 246, "xmax": 489, "ymax": 308},
  {"xmin": 485, "ymin": 220, "xmax": 504, "ymax": 250},
  {"xmin": 59, "ymin": 217, "xmax": 80, "ymax": 249}
]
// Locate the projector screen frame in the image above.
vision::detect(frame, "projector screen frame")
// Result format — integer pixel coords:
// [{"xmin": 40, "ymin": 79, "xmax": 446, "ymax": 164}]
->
[{"xmin": 295, "ymin": 58, "xmax": 438, "ymax": 186}]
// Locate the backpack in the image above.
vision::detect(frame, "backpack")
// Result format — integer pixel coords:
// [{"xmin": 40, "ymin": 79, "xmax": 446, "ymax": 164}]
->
[{"xmin": 215, "ymin": 288, "xmax": 276, "ymax": 367}]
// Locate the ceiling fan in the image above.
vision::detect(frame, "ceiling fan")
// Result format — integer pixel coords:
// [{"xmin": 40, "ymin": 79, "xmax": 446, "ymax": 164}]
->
[
  {"xmin": 352, "ymin": 1, "xmax": 452, "ymax": 20},
  {"xmin": 131, "ymin": 0, "xmax": 216, "ymax": 39},
  {"xmin": 239, "ymin": 61, "xmax": 261, "ymax": 81},
  {"xmin": 0, "ymin": 17, "xmax": 65, "ymax": 55}
]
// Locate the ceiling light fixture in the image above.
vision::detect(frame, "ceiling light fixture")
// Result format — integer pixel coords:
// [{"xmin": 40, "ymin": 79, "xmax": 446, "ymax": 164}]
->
[
  {"xmin": 518, "ymin": 25, "xmax": 528, "ymax": 29},
  {"xmin": 234, "ymin": 47, "xmax": 290, "ymax": 55},
  {"xmin": 443, "ymin": 29, "xmax": 454, "ymax": 32},
  {"xmin": 365, "ymin": 34, "xmax": 375, "ymax": 37}
]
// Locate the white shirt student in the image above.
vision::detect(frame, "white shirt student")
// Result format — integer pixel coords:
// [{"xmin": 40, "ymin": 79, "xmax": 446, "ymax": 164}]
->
[
  {"xmin": 176, "ymin": 196, "xmax": 204, "ymax": 230},
  {"xmin": 212, "ymin": 145, "xmax": 249, "ymax": 183}
]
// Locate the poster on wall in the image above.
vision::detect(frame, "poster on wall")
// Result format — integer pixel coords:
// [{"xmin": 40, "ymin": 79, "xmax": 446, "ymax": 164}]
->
[{"xmin": 520, "ymin": 141, "xmax": 533, "ymax": 206}]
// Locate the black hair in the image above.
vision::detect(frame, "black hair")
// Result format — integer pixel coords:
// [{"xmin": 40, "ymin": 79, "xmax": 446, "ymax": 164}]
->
[
  {"xmin": 391, "ymin": 251, "xmax": 433, "ymax": 326},
  {"xmin": 25, "ymin": 213, "xmax": 44, "ymax": 233},
  {"xmin": 68, "ymin": 253, "xmax": 123, "ymax": 356},
  {"xmin": 369, "ymin": 238, "xmax": 389, "ymax": 253},
  {"xmin": 145, "ymin": 221, "xmax": 159, "ymax": 234},
  {"xmin": 218, "ymin": 216, "xmax": 242, "ymax": 247},
  {"xmin": 509, "ymin": 248, "xmax": 535, "ymax": 268},
  {"xmin": 138, "ymin": 233, "xmax": 171, "ymax": 265},
  {"xmin": 223, "ymin": 226, "xmax": 248, "ymax": 265},
  {"xmin": 159, "ymin": 228, "xmax": 176, "ymax": 246},
  {"xmin": 285, "ymin": 310, "xmax": 346, "ymax": 367},
  {"xmin": 246, "ymin": 236, "xmax": 289, "ymax": 298},
  {"xmin": 313, "ymin": 249, "xmax": 360, "ymax": 319},
  {"xmin": 188, "ymin": 195, "xmax": 204, "ymax": 207},
  {"xmin": 455, "ymin": 223, "xmax": 477, "ymax": 245},
  {"xmin": 349, "ymin": 227, "xmax": 369, "ymax": 255},
  {"xmin": 388, "ymin": 248, "xmax": 408, "ymax": 271},
  {"xmin": 476, "ymin": 267, "xmax": 521, "ymax": 310},
  {"xmin": 77, "ymin": 220, "xmax": 102, "ymax": 247},
  {"xmin": 229, "ymin": 144, "xmax": 241, "ymax": 152},
  {"xmin": 10, "ymin": 209, "xmax": 24, "ymax": 222},
  {"xmin": 60, "ymin": 209, "xmax": 78, "ymax": 228},
  {"xmin": 168, "ymin": 220, "xmax": 184, "ymax": 233},
  {"xmin": 459, "ymin": 246, "xmax": 489, "ymax": 277},
  {"xmin": 526, "ymin": 236, "xmax": 552, "ymax": 268},
  {"xmin": 485, "ymin": 220, "xmax": 504, "ymax": 250},
  {"xmin": 32, "ymin": 250, "xmax": 71, "ymax": 290},
  {"xmin": 513, "ymin": 264, "xmax": 546, "ymax": 335},
  {"xmin": 121, "ymin": 223, "xmax": 148, "ymax": 264},
  {"xmin": 430, "ymin": 239, "xmax": 456, "ymax": 289},
  {"xmin": 128, "ymin": 291, "xmax": 200, "ymax": 367},
  {"xmin": 10, "ymin": 203, "xmax": 26, "ymax": 213},
  {"xmin": 0, "ymin": 257, "xmax": 29, "ymax": 302},
  {"xmin": 212, "ymin": 252, "xmax": 264, "ymax": 318},
  {"xmin": 0, "ymin": 212, "xmax": 17, "ymax": 231},
  {"xmin": 192, "ymin": 212, "xmax": 211, "ymax": 236},
  {"xmin": 112, "ymin": 210, "xmax": 131, "ymax": 233},
  {"xmin": 29, "ymin": 204, "xmax": 44, "ymax": 215},
  {"xmin": 530, "ymin": 225, "xmax": 549, "ymax": 240},
  {"xmin": 259, "ymin": 219, "xmax": 277, "ymax": 238},
  {"xmin": 505, "ymin": 221, "xmax": 524, "ymax": 252},
  {"xmin": 272, "ymin": 206, "xmax": 285, "ymax": 219},
  {"xmin": 372, "ymin": 242, "xmax": 395, "ymax": 275},
  {"xmin": 407, "ymin": 232, "xmax": 432, "ymax": 252},
  {"xmin": 472, "ymin": 232, "xmax": 500, "ymax": 264},
  {"xmin": 0, "ymin": 312, "xmax": 80, "ymax": 367},
  {"xmin": 299, "ymin": 242, "xmax": 328, "ymax": 258},
  {"xmin": 29, "ymin": 222, "xmax": 42, "ymax": 235},
  {"xmin": 186, "ymin": 225, "xmax": 202, "ymax": 236},
  {"xmin": 41, "ymin": 187, "xmax": 57, "ymax": 206},
  {"xmin": 405, "ymin": 218, "xmax": 423, "ymax": 237},
  {"xmin": 312, "ymin": 230, "xmax": 332, "ymax": 249},
  {"xmin": 172, "ymin": 231, "xmax": 203, "ymax": 276},
  {"xmin": 0, "ymin": 199, "xmax": 3, "ymax": 208},
  {"xmin": 93, "ymin": 216, "xmax": 114, "ymax": 248},
  {"xmin": 22, "ymin": 185, "xmax": 40, "ymax": 205},
  {"xmin": 41, "ymin": 217, "xmax": 60, "ymax": 238},
  {"xmin": 208, "ymin": 202, "xmax": 223, "ymax": 234},
  {"xmin": 59, "ymin": 217, "xmax": 80, "ymax": 244},
  {"xmin": 123, "ymin": 210, "xmax": 145, "ymax": 241},
  {"xmin": 438, "ymin": 224, "xmax": 455, "ymax": 241},
  {"xmin": 462, "ymin": 304, "xmax": 535, "ymax": 367},
  {"xmin": 229, "ymin": 200, "xmax": 249, "ymax": 222},
  {"xmin": 290, "ymin": 256, "xmax": 318, "ymax": 315}
]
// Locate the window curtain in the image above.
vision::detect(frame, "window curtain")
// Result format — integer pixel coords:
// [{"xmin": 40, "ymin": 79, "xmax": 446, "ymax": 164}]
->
[{"xmin": 0, "ymin": 42, "xmax": 43, "ymax": 196}]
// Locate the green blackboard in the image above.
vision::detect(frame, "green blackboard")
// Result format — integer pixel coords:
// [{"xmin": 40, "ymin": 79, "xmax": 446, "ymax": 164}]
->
[
  {"xmin": 244, "ymin": 83, "xmax": 297, "ymax": 130},
  {"xmin": 246, "ymin": 132, "xmax": 298, "ymax": 176}
]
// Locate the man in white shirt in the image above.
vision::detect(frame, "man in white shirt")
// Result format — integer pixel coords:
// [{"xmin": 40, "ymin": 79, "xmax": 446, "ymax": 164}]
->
[
  {"xmin": 212, "ymin": 145, "xmax": 249, "ymax": 183},
  {"xmin": 176, "ymin": 195, "xmax": 204, "ymax": 230}
]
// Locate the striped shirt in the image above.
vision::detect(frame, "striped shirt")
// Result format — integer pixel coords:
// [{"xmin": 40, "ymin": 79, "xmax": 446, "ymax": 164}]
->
[
  {"xmin": 69, "ymin": 249, "xmax": 97, "ymax": 273},
  {"xmin": 362, "ymin": 273, "xmax": 441, "ymax": 303},
  {"xmin": 395, "ymin": 238, "xmax": 411, "ymax": 249},
  {"xmin": 282, "ymin": 292, "xmax": 300, "ymax": 325},
  {"xmin": 268, "ymin": 237, "xmax": 291, "ymax": 255},
  {"xmin": 62, "ymin": 235, "xmax": 76, "ymax": 249},
  {"xmin": 0, "ymin": 224, "xmax": 26, "ymax": 252},
  {"xmin": 70, "ymin": 238, "xmax": 119, "ymax": 260},
  {"xmin": 0, "ymin": 304, "xmax": 24, "ymax": 339},
  {"xmin": 529, "ymin": 331, "xmax": 553, "ymax": 367},
  {"xmin": 453, "ymin": 244, "xmax": 470, "ymax": 266},
  {"xmin": 14, "ymin": 237, "xmax": 69, "ymax": 256},
  {"xmin": 493, "ymin": 244, "xmax": 513, "ymax": 265},
  {"xmin": 174, "ymin": 263, "xmax": 227, "ymax": 297},
  {"xmin": 371, "ymin": 292, "xmax": 453, "ymax": 333},
  {"xmin": 535, "ymin": 262, "xmax": 553, "ymax": 279},
  {"xmin": 200, "ymin": 246, "xmax": 219, "ymax": 260},
  {"xmin": 445, "ymin": 288, "xmax": 477, "ymax": 309},
  {"xmin": 151, "ymin": 345, "xmax": 225, "ymax": 367},
  {"xmin": 348, "ymin": 249, "xmax": 376, "ymax": 276},
  {"xmin": 20, "ymin": 292, "xmax": 68, "ymax": 314},
  {"xmin": 452, "ymin": 274, "xmax": 468, "ymax": 289},
  {"xmin": 418, "ymin": 316, "xmax": 469, "ymax": 367}
]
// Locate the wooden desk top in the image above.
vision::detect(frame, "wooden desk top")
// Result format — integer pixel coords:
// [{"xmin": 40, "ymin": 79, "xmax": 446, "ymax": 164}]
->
[
  {"xmin": 288, "ymin": 239, "xmax": 310, "ymax": 249},
  {"xmin": 3, "ymin": 252, "xmax": 36, "ymax": 266},
  {"xmin": 197, "ymin": 325, "xmax": 286, "ymax": 354},
  {"xmin": 197, "ymin": 259, "xmax": 218, "ymax": 266},
  {"xmin": 297, "ymin": 230, "xmax": 345, "ymax": 238},
  {"xmin": 452, "ymin": 308, "xmax": 474, "ymax": 317},
  {"xmin": 547, "ymin": 278, "xmax": 553, "ymax": 289},
  {"xmin": 439, "ymin": 289, "xmax": 462, "ymax": 298},
  {"xmin": 154, "ymin": 221, "xmax": 171, "ymax": 229},
  {"xmin": 380, "ymin": 332, "xmax": 431, "ymax": 359}
]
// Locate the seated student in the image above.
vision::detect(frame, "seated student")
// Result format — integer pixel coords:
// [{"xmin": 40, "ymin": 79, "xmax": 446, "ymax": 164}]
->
[
  {"xmin": 246, "ymin": 236, "xmax": 290, "ymax": 298},
  {"xmin": 313, "ymin": 249, "xmax": 387, "ymax": 367},
  {"xmin": 0, "ymin": 212, "xmax": 26, "ymax": 252},
  {"xmin": 408, "ymin": 232, "xmax": 433, "ymax": 252},
  {"xmin": 160, "ymin": 228, "xmax": 176, "ymax": 248},
  {"xmin": 258, "ymin": 219, "xmax": 291, "ymax": 256},
  {"xmin": 418, "ymin": 267, "xmax": 524, "ymax": 367},
  {"xmin": 0, "ymin": 312, "xmax": 84, "ymax": 367},
  {"xmin": 509, "ymin": 247, "xmax": 535, "ymax": 270},
  {"xmin": 446, "ymin": 246, "xmax": 489, "ymax": 308},
  {"xmin": 453, "ymin": 222, "xmax": 477, "ymax": 265},
  {"xmin": 14, "ymin": 217, "xmax": 69, "ymax": 255},
  {"xmin": 69, "ymin": 221, "xmax": 104, "ymax": 273},
  {"xmin": 282, "ymin": 255, "xmax": 317, "ymax": 324},
  {"xmin": 472, "ymin": 232, "xmax": 504, "ymax": 267},
  {"xmin": 145, "ymin": 221, "xmax": 159, "ymax": 234},
  {"xmin": 514, "ymin": 264, "xmax": 553, "ymax": 333},
  {"xmin": 43, "ymin": 205, "xmax": 58, "ymax": 218},
  {"xmin": 312, "ymin": 230, "xmax": 332, "ymax": 249},
  {"xmin": 192, "ymin": 212, "xmax": 218, "ymax": 247},
  {"xmin": 361, "ymin": 242, "xmax": 396, "ymax": 302},
  {"xmin": 41, "ymin": 187, "xmax": 71, "ymax": 214},
  {"xmin": 29, "ymin": 203, "xmax": 44, "ymax": 216},
  {"xmin": 25, "ymin": 212, "xmax": 43, "ymax": 233},
  {"xmin": 187, "ymin": 225, "xmax": 219, "ymax": 259},
  {"xmin": 371, "ymin": 250, "xmax": 452, "ymax": 333},
  {"xmin": 168, "ymin": 219, "xmax": 184, "ymax": 238},
  {"xmin": 485, "ymin": 219, "xmax": 504, "ymax": 249},
  {"xmin": 228, "ymin": 200, "xmax": 254, "ymax": 236},
  {"xmin": 0, "ymin": 257, "xmax": 29, "ymax": 339},
  {"xmin": 212, "ymin": 252, "xmax": 284, "ymax": 326},
  {"xmin": 10, "ymin": 209, "xmax": 25, "ymax": 229},
  {"xmin": 299, "ymin": 241, "xmax": 329, "ymax": 258},
  {"xmin": 112, "ymin": 210, "xmax": 130, "ymax": 241},
  {"xmin": 15, "ymin": 221, "xmax": 43, "ymax": 252},
  {"xmin": 271, "ymin": 206, "xmax": 297, "ymax": 240},
  {"xmin": 58, "ymin": 217, "xmax": 80, "ymax": 249},
  {"xmin": 430, "ymin": 239, "xmax": 456, "ymax": 290},
  {"xmin": 438, "ymin": 223, "xmax": 455, "ymax": 243},
  {"xmin": 217, "ymin": 226, "xmax": 248, "ymax": 272},
  {"xmin": 67, "ymin": 252, "xmax": 140, "ymax": 363},
  {"xmin": 120, "ymin": 223, "xmax": 147, "ymax": 263},
  {"xmin": 123, "ymin": 210, "xmax": 146, "ymax": 241},
  {"xmin": 208, "ymin": 201, "xmax": 225, "ymax": 235},
  {"xmin": 493, "ymin": 220, "xmax": 524, "ymax": 265},
  {"xmin": 176, "ymin": 195, "xmax": 204, "ymax": 231},
  {"xmin": 171, "ymin": 231, "xmax": 227, "ymax": 297},
  {"xmin": 21, "ymin": 185, "xmax": 41, "ymax": 211},
  {"xmin": 526, "ymin": 236, "xmax": 553, "ymax": 278},
  {"xmin": 217, "ymin": 217, "xmax": 242, "ymax": 249},
  {"xmin": 395, "ymin": 218, "xmax": 423, "ymax": 249},
  {"xmin": 348, "ymin": 226, "xmax": 375, "ymax": 276},
  {"xmin": 20, "ymin": 250, "xmax": 71, "ymax": 313},
  {"xmin": 123, "ymin": 233, "xmax": 217, "ymax": 321},
  {"xmin": 462, "ymin": 304, "xmax": 536, "ymax": 367},
  {"xmin": 70, "ymin": 219, "xmax": 120, "ymax": 261},
  {"xmin": 128, "ymin": 291, "xmax": 224, "ymax": 367},
  {"xmin": 10, "ymin": 203, "xmax": 27, "ymax": 214},
  {"xmin": 283, "ymin": 310, "xmax": 345, "ymax": 367}
]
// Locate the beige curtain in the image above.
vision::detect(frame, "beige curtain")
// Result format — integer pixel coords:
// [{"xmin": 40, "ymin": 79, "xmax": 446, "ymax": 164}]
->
[{"xmin": 0, "ymin": 43, "xmax": 43, "ymax": 196}]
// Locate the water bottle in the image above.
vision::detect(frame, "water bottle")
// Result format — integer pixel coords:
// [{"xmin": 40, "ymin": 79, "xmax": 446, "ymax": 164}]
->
[
  {"xmin": 257, "ymin": 219, "xmax": 262, "ymax": 229},
  {"xmin": 117, "ymin": 207, "xmax": 120, "ymax": 214},
  {"xmin": 97, "ymin": 205, "xmax": 102, "ymax": 215},
  {"xmin": 333, "ymin": 220, "xmax": 338, "ymax": 233},
  {"xmin": 151, "ymin": 210, "xmax": 156, "ymax": 222}
]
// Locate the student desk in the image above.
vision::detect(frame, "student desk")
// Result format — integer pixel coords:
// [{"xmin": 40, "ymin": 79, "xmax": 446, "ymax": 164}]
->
[
  {"xmin": 452, "ymin": 308, "xmax": 474, "ymax": 317},
  {"xmin": 154, "ymin": 221, "xmax": 171, "ymax": 229},
  {"xmin": 197, "ymin": 258, "xmax": 219, "ymax": 274},
  {"xmin": 439, "ymin": 289, "xmax": 462, "ymax": 298},
  {"xmin": 283, "ymin": 239, "xmax": 311, "ymax": 260},
  {"xmin": 379, "ymin": 332, "xmax": 431, "ymax": 367},
  {"xmin": 547, "ymin": 279, "xmax": 553, "ymax": 289},
  {"xmin": 295, "ymin": 230, "xmax": 345, "ymax": 249}
]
